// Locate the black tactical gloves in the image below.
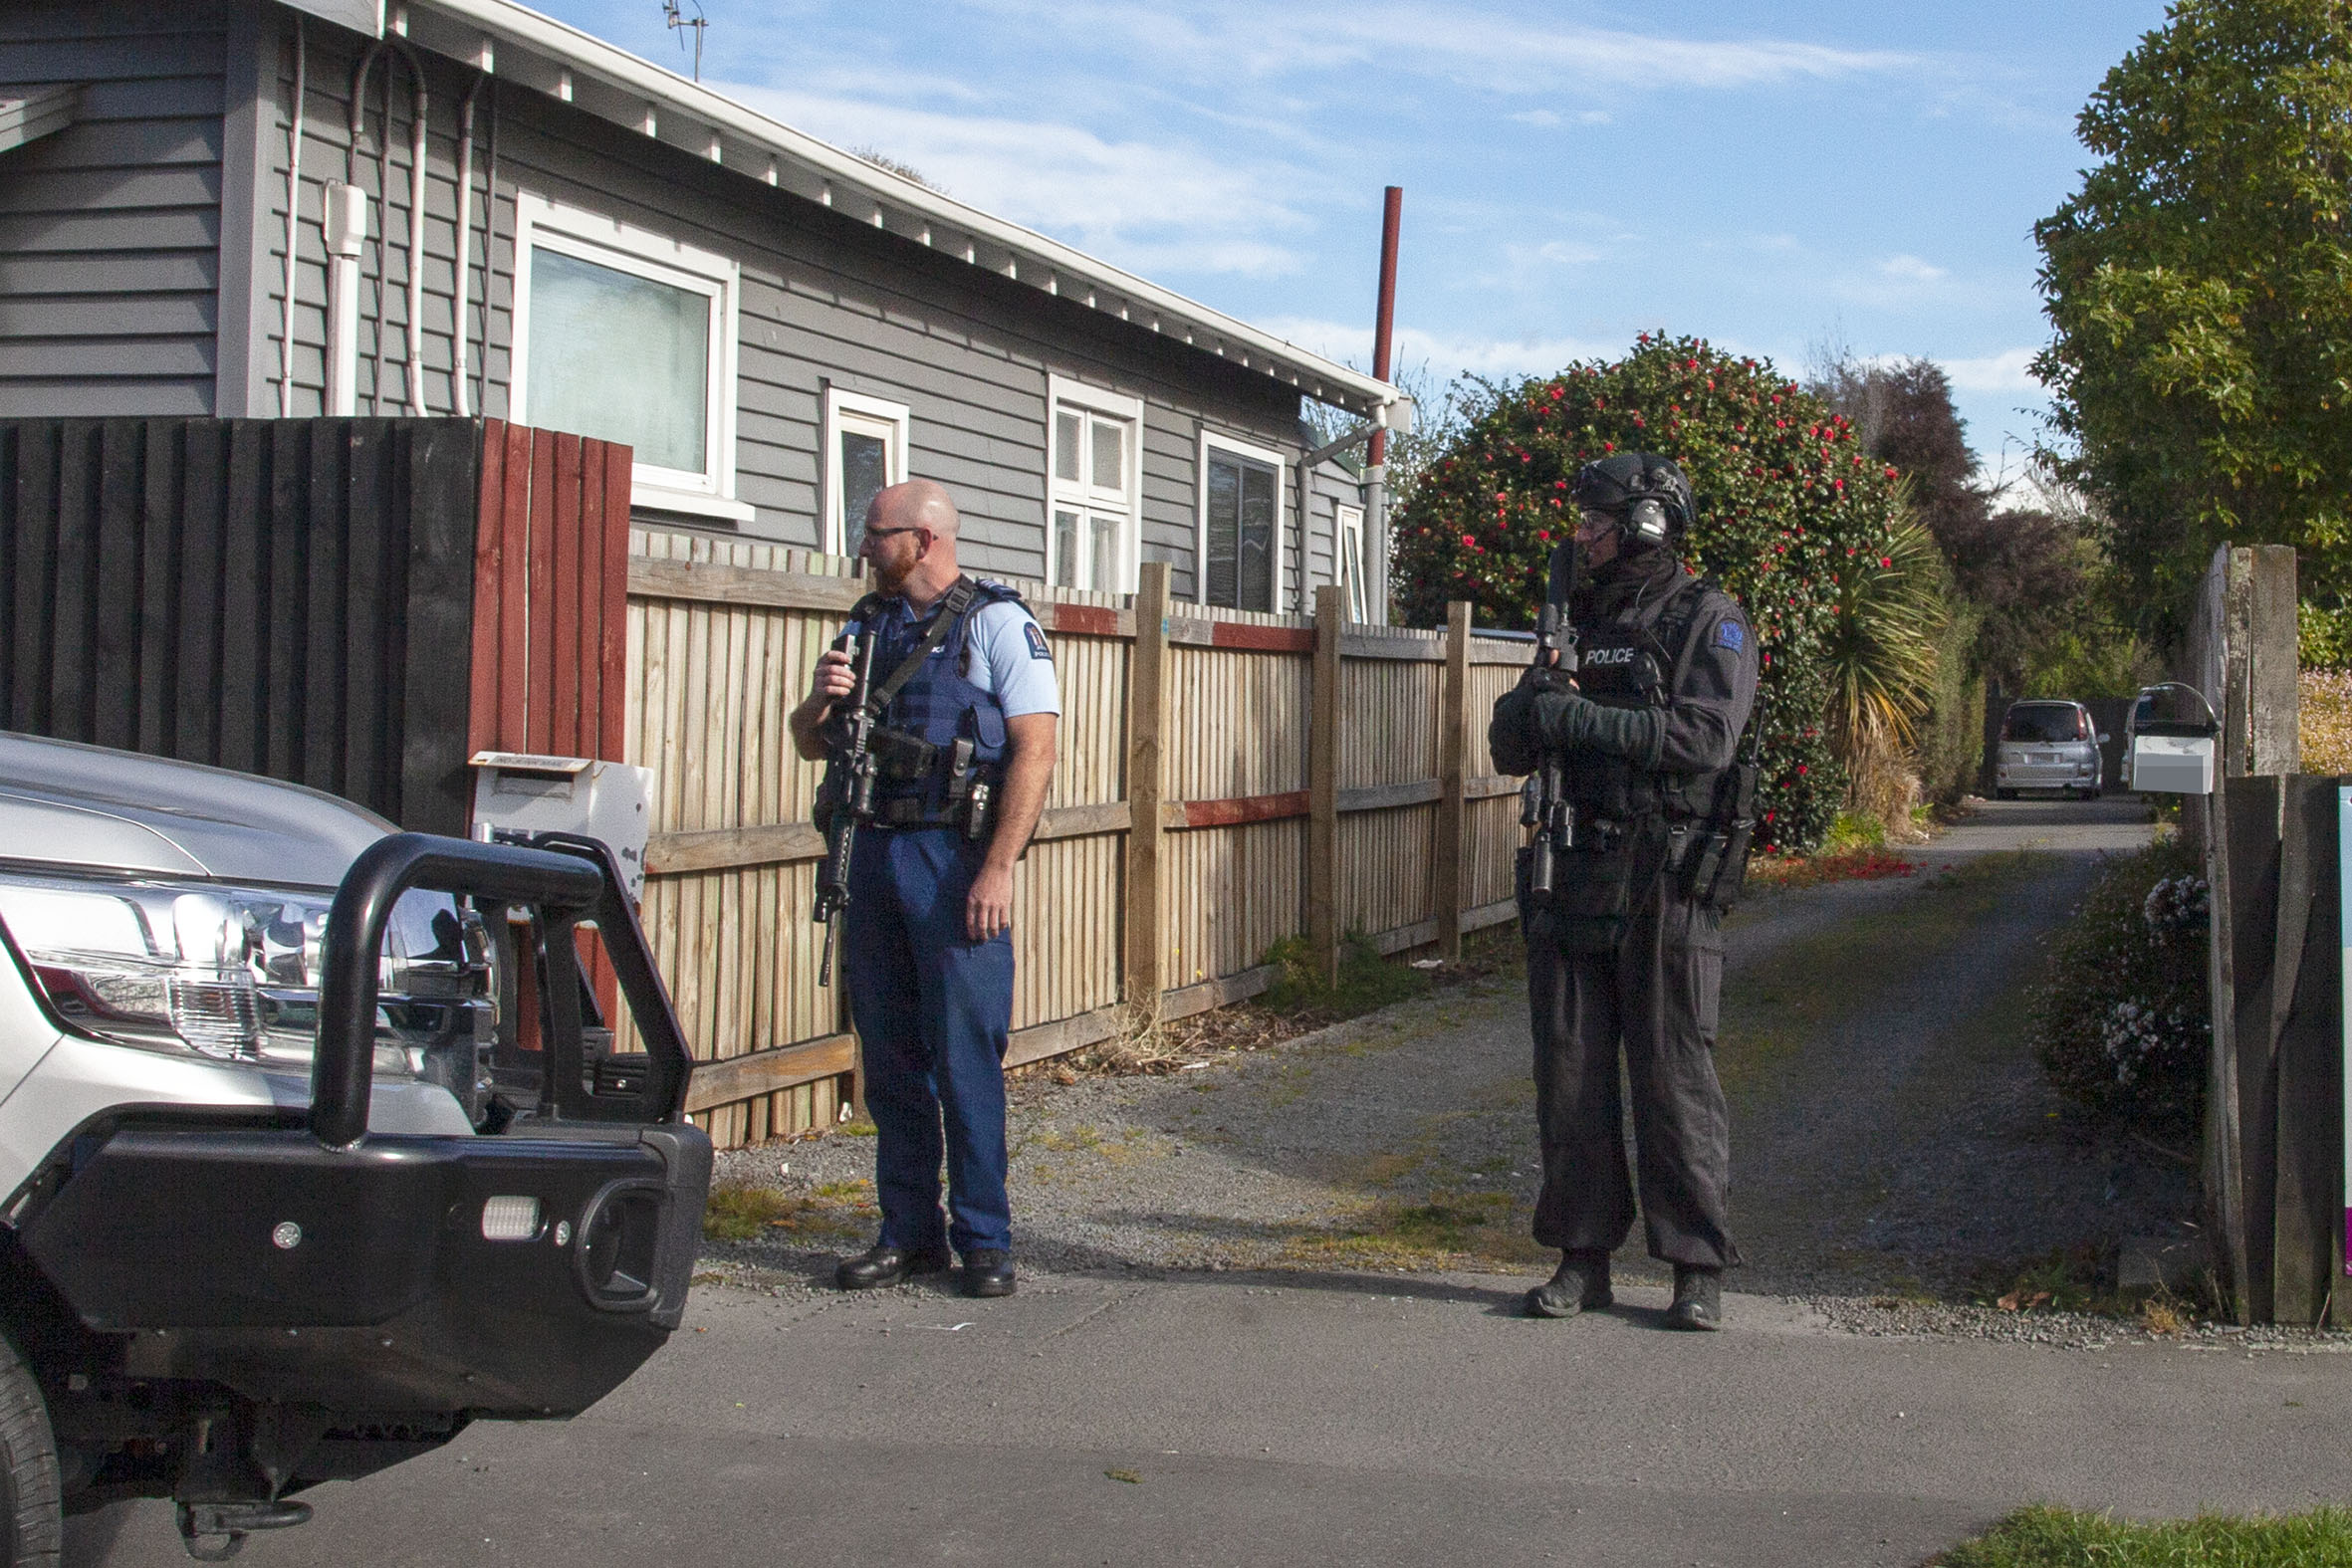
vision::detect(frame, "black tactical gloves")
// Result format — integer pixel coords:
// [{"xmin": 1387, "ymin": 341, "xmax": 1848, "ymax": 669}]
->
[{"xmin": 1489, "ymin": 674, "xmax": 1666, "ymax": 774}]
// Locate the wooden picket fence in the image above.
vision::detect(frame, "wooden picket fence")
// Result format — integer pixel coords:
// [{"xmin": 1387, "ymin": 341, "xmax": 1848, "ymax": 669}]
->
[{"xmin": 621, "ymin": 529, "xmax": 1531, "ymax": 1149}]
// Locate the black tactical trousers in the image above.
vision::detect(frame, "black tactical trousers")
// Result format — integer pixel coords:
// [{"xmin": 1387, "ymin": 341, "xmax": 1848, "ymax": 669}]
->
[{"xmin": 1523, "ymin": 846, "xmax": 1741, "ymax": 1269}]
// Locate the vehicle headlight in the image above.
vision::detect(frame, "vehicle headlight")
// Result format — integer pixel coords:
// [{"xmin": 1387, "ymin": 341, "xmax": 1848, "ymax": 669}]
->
[{"xmin": 0, "ymin": 872, "xmax": 490, "ymax": 1093}]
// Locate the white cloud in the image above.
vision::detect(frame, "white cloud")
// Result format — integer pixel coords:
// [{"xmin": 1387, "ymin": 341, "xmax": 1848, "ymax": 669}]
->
[
  {"xmin": 717, "ymin": 82, "xmax": 1315, "ymax": 277},
  {"xmin": 1939, "ymin": 346, "xmax": 2041, "ymax": 394},
  {"xmin": 1512, "ymin": 107, "xmax": 1612, "ymax": 127},
  {"xmin": 1535, "ymin": 240, "xmax": 1603, "ymax": 265},
  {"xmin": 1259, "ymin": 315, "xmax": 1619, "ymax": 381},
  {"xmin": 996, "ymin": 0, "xmax": 1917, "ymax": 97},
  {"xmin": 1880, "ymin": 254, "xmax": 1949, "ymax": 283}
]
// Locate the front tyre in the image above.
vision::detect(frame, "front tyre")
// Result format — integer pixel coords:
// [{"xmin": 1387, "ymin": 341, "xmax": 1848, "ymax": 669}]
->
[{"xmin": 0, "ymin": 1330, "xmax": 59, "ymax": 1568}]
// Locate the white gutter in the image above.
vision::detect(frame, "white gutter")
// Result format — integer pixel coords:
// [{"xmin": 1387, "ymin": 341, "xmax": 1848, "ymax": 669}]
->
[{"xmin": 390, "ymin": 0, "xmax": 1396, "ymax": 415}]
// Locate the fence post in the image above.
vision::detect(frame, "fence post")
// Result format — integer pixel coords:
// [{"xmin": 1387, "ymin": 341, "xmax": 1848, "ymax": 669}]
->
[
  {"xmin": 1309, "ymin": 583, "xmax": 1344, "ymax": 988},
  {"xmin": 1124, "ymin": 562, "xmax": 1170, "ymax": 1026},
  {"xmin": 1436, "ymin": 601, "xmax": 1471, "ymax": 961}
]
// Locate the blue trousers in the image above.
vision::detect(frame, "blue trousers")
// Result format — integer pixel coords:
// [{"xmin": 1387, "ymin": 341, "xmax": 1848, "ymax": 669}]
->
[{"xmin": 841, "ymin": 825, "xmax": 1015, "ymax": 1254}]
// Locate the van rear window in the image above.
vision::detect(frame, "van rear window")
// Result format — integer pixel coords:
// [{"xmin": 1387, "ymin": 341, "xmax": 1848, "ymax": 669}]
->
[{"xmin": 2003, "ymin": 706, "xmax": 2084, "ymax": 743}]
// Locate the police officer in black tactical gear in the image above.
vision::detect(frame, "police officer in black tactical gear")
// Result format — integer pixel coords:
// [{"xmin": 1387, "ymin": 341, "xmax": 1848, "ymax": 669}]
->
[{"xmin": 1490, "ymin": 452, "xmax": 1760, "ymax": 1331}]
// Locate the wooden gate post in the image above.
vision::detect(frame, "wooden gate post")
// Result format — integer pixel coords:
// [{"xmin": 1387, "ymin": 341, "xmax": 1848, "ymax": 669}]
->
[
  {"xmin": 1309, "ymin": 584, "xmax": 1345, "ymax": 989},
  {"xmin": 1124, "ymin": 562, "xmax": 1171, "ymax": 1026},
  {"xmin": 1436, "ymin": 600, "xmax": 1471, "ymax": 961}
]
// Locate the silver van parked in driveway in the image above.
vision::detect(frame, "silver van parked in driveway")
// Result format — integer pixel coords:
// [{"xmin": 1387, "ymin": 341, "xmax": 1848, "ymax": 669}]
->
[{"xmin": 1995, "ymin": 699, "xmax": 2107, "ymax": 799}]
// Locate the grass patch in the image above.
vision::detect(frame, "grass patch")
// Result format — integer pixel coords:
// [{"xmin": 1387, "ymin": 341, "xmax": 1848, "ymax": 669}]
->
[
  {"xmin": 1935, "ymin": 1503, "xmax": 2352, "ymax": 1566},
  {"xmin": 701, "ymin": 1179, "xmax": 871, "ymax": 1243},
  {"xmin": 1750, "ymin": 844, "xmax": 1921, "ymax": 889},
  {"xmin": 1279, "ymin": 1187, "xmax": 1549, "ymax": 1272}
]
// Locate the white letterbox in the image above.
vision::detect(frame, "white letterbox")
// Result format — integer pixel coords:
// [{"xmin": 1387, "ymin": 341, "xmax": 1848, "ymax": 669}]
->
[
  {"xmin": 2129, "ymin": 733, "xmax": 2216, "ymax": 795},
  {"xmin": 468, "ymin": 753, "xmax": 655, "ymax": 902}
]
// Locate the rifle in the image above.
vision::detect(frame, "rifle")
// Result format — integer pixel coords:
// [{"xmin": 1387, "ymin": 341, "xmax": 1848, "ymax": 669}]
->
[
  {"xmin": 1520, "ymin": 541, "xmax": 1581, "ymax": 897},
  {"xmin": 813, "ymin": 629, "xmax": 881, "ymax": 988}
]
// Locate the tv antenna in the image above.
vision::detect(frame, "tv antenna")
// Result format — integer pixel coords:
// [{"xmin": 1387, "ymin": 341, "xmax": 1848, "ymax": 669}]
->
[{"xmin": 662, "ymin": 0, "xmax": 708, "ymax": 81}]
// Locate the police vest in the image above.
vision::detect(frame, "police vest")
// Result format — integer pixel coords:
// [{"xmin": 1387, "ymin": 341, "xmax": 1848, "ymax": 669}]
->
[
  {"xmin": 1563, "ymin": 575, "xmax": 1726, "ymax": 825},
  {"xmin": 846, "ymin": 578, "xmax": 1021, "ymax": 824}
]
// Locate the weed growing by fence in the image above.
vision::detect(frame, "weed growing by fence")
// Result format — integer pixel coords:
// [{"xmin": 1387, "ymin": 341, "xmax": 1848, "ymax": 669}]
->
[
  {"xmin": 1935, "ymin": 1503, "xmax": 2352, "ymax": 1566},
  {"xmin": 2028, "ymin": 836, "xmax": 2208, "ymax": 1137}
]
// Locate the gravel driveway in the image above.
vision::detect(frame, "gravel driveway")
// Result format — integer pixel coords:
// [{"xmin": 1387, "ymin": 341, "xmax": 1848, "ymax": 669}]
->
[{"xmin": 706, "ymin": 796, "xmax": 2228, "ymax": 1342}]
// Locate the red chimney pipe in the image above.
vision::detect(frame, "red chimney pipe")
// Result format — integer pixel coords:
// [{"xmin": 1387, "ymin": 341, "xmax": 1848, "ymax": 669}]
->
[{"xmin": 1369, "ymin": 186, "xmax": 1402, "ymax": 466}]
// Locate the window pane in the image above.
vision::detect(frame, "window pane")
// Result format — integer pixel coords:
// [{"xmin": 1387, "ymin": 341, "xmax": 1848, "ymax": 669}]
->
[
  {"xmin": 1090, "ymin": 513, "xmax": 1119, "ymax": 589},
  {"xmin": 1091, "ymin": 419, "xmax": 1123, "ymax": 491},
  {"xmin": 840, "ymin": 431, "xmax": 889, "ymax": 555},
  {"xmin": 1204, "ymin": 457, "xmax": 1240, "ymax": 608},
  {"xmin": 1338, "ymin": 506, "xmax": 1366, "ymax": 621},
  {"xmin": 1054, "ymin": 509, "xmax": 1082, "ymax": 588},
  {"xmin": 528, "ymin": 247, "xmax": 709, "ymax": 474},
  {"xmin": 1056, "ymin": 411, "xmax": 1082, "ymax": 484},
  {"xmin": 1239, "ymin": 459, "xmax": 1276, "ymax": 613}
]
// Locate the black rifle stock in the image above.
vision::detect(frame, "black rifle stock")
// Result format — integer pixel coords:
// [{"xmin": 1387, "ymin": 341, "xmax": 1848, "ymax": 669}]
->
[
  {"xmin": 813, "ymin": 629, "xmax": 880, "ymax": 988},
  {"xmin": 1520, "ymin": 542, "xmax": 1581, "ymax": 896}
]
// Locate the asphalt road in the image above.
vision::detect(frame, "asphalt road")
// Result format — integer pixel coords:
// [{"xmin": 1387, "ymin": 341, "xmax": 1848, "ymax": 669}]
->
[{"xmin": 78, "ymin": 793, "xmax": 2341, "ymax": 1568}]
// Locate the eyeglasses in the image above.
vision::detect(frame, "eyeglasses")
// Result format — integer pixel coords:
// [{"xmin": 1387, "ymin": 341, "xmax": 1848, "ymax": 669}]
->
[
  {"xmin": 861, "ymin": 525, "xmax": 925, "ymax": 544},
  {"xmin": 1575, "ymin": 507, "xmax": 1623, "ymax": 533}
]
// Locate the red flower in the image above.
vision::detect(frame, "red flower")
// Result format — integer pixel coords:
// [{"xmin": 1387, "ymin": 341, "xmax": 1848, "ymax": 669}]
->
[
  {"xmin": 1461, "ymin": 534, "xmax": 1477, "ymax": 548},
  {"xmin": 1879, "ymin": 557, "xmax": 1892, "ymax": 568}
]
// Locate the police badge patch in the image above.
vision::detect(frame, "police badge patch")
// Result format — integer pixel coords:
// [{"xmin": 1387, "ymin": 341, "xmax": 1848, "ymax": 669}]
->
[
  {"xmin": 1024, "ymin": 622, "xmax": 1054, "ymax": 661},
  {"xmin": 1716, "ymin": 619, "xmax": 1746, "ymax": 652}
]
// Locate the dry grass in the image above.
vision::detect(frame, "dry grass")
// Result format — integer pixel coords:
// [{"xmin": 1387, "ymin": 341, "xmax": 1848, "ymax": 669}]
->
[{"xmin": 2301, "ymin": 669, "xmax": 2352, "ymax": 776}]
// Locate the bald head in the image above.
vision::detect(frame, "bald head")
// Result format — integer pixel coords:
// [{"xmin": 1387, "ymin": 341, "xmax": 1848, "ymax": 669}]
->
[{"xmin": 868, "ymin": 479, "xmax": 958, "ymax": 540}]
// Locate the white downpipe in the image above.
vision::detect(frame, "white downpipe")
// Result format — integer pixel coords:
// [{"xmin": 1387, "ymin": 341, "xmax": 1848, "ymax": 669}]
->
[
  {"xmin": 349, "ymin": 40, "xmax": 429, "ymax": 414},
  {"xmin": 276, "ymin": 15, "xmax": 305, "ymax": 417},
  {"xmin": 400, "ymin": 73, "xmax": 426, "ymax": 415},
  {"xmin": 323, "ymin": 180, "xmax": 368, "ymax": 415},
  {"xmin": 450, "ymin": 75, "xmax": 483, "ymax": 418}
]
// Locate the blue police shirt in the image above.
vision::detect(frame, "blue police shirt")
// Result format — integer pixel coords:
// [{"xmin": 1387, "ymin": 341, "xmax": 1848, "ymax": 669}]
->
[{"xmin": 848, "ymin": 592, "xmax": 1062, "ymax": 719}]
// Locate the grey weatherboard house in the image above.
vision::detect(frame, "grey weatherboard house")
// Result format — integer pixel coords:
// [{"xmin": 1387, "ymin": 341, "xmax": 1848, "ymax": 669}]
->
[{"xmin": 1, "ymin": 0, "xmax": 1406, "ymax": 617}]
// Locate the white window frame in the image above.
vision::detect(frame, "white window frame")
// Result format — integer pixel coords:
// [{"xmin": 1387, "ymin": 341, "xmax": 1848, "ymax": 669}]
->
[
  {"xmin": 508, "ymin": 190, "xmax": 749, "ymax": 523},
  {"xmin": 822, "ymin": 386, "xmax": 911, "ymax": 556},
  {"xmin": 1335, "ymin": 502, "xmax": 1367, "ymax": 622},
  {"xmin": 1195, "ymin": 429, "xmax": 1290, "ymax": 612},
  {"xmin": 1045, "ymin": 375, "xmax": 1144, "ymax": 593}
]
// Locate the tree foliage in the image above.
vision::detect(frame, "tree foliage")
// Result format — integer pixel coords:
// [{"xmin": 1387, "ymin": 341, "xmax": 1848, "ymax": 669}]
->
[
  {"xmin": 2032, "ymin": 0, "xmax": 2352, "ymax": 632},
  {"xmin": 1391, "ymin": 335, "xmax": 1913, "ymax": 852}
]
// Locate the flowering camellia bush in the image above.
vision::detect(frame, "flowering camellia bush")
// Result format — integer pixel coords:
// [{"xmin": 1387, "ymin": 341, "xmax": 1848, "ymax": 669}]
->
[
  {"xmin": 2029, "ymin": 837, "xmax": 2210, "ymax": 1135},
  {"xmin": 1391, "ymin": 334, "xmax": 1910, "ymax": 852}
]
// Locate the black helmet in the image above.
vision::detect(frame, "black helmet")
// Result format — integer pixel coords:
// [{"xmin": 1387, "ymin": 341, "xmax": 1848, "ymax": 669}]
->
[{"xmin": 1570, "ymin": 452, "xmax": 1697, "ymax": 548}]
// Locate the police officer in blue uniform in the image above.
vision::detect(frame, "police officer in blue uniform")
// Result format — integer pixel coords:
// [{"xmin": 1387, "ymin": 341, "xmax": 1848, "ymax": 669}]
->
[
  {"xmin": 1490, "ymin": 453, "xmax": 1759, "ymax": 1331},
  {"xmin": 791, "ymin": 479, "xmax": 1060, "ymax": 1299}
]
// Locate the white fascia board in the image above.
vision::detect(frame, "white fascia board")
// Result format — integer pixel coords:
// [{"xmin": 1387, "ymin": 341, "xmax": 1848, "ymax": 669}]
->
[
  {"xmin": 0, "ymin": 85, "xmax": 81, "ymax": 156},
  {"xmin": 281, "ymin": 0, "xmax": 386, "ymax": 35},
  {"xmin": 407, "ymin": 0, "xmax": 1395, "ymax": 415}
]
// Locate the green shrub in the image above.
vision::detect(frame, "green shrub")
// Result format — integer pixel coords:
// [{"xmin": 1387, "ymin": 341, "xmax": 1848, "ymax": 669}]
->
[
  {"xmin": 2301, "ymin": 600, "xmax": 2352, "ymax": 671},
  {"xmin": 1913, "ymin": 596, "xmax": 1986, "ymax": 804},
  {"xmin": 2028, "ymin": 837, "xmax": 2208, "ymax": 1135},
  {"xmin": 1390, "ymin": 334, "xmax": 1920, "ymax": 853}
]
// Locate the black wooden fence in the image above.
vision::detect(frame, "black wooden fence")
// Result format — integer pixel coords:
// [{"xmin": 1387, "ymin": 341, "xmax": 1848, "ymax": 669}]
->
[{"xmin": 0, "ymin": 418, "xmax": 483, "ymax": 834}]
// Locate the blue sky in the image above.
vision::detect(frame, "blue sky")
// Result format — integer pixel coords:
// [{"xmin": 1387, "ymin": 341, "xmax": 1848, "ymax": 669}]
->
[{"xmin": 536, "ymin": 0, "xmax": 2170, "ymax": 494}]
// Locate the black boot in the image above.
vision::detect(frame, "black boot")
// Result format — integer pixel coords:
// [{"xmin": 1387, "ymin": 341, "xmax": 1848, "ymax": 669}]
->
[
  {"xmin": 834, "ymin": 1241, "xmax": 952, "ymax": 1291},
  {"xmin": 962, "ymin": 1248, "xmax": 1017, "ymax": 1298},
  {"xmin": 1525, "ymin": 1249, "xmax": 1613, "ymax": 1319},
  {"xmin": 1664, "ymin": 1264, "xmax": 1724, "ymax": 1331}
]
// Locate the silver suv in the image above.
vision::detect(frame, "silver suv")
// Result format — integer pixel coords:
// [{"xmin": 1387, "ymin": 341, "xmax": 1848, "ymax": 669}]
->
[
  {"xmin": 1994, "ymin": 700, "xmax": 2106, "ymax": 799},
  {"xmin": 0, "ymin": 733, "xmax": 708, "ymax": 1563}
]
